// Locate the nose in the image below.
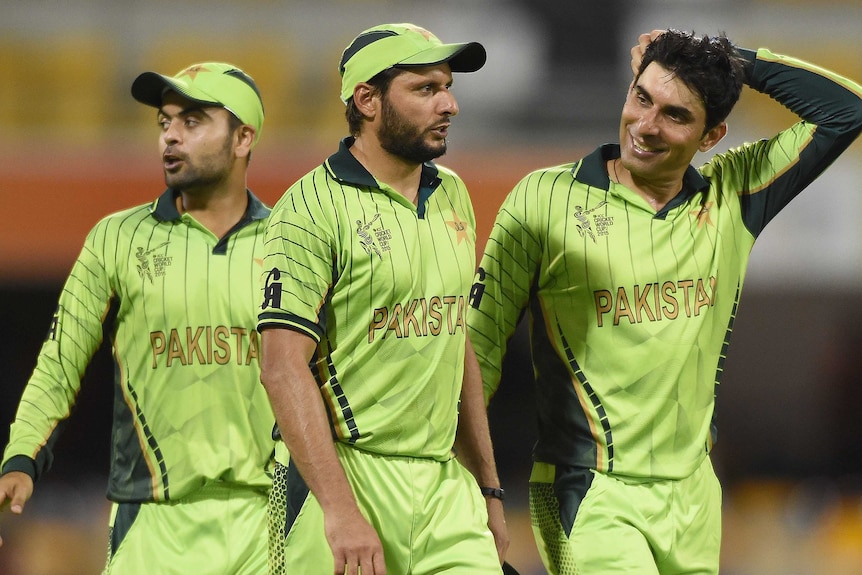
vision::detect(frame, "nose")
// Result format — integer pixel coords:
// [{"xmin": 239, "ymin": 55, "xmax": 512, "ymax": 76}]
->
[
  {"xmin": 162, "ymin": 120, "xmax": 181, "ymax": 145},
  {"xmin": 440, "ymin": 90, "xmax": 459, "ymax": 117},
  {"xmin": 636, "ymin": 109, "xmax": 659, "ymax": 135}
]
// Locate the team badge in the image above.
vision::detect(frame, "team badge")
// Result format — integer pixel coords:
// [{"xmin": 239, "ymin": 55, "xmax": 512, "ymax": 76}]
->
[
  {"xmin": 690, "ymin": 201, "xmax": 715, "ymax": 228},
  {"xmin": 445, "ymin": 209, "xmax": 471, "ymax": 245}
]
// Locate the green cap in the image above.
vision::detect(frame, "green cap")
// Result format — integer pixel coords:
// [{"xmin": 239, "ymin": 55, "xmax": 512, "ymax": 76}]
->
[
  {"xmin": 131, "ymin": 62, "xmax": 265, "ymax": 147},
  {"xmin": 338, "ymin": 23, "xmax": 486, "ymax": 103}
]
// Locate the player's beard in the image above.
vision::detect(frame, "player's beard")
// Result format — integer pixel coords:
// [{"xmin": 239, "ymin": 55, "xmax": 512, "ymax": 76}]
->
[
  {"xmin": 163, "ymin": 132, "xmax": 234, "ymax": 192},
  {"xmin": 378, "ymin": 98, "xmax": 447, "ymax": 164}
]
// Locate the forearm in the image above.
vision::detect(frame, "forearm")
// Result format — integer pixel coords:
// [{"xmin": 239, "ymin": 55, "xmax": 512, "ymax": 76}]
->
[
  {"xmin": 454, "ymin": 337, "xmax": 501, "ymax": 489},
  {"xmin": 742, "ymin": 47, "xmax": 862, "ymax": 133},
  {"xmin": 260, "ymin": 328, "xmax": 359, "ymax": 516},
  {"xmin": 3, "ymin": 257, "xmax": 110, "ymax": 477}
]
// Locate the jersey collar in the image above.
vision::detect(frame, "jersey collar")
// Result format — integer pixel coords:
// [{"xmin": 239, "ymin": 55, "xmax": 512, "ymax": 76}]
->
[
  {"xmin": 151, "ymin": 188, "xmax": 271, "ymax": 223},
  {"xmin": 323, "ymin": 136, "xmax": 442, "ymax": 194},
  {"xmin": 575, "ymin": 143, "xmax": 710, "ymax": 197}
]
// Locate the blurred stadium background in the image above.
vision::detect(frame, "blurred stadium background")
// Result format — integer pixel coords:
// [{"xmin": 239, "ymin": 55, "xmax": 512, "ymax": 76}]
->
[{"xmin": 1, "ymin": 1, "xmax": 861, "ymax": 573}]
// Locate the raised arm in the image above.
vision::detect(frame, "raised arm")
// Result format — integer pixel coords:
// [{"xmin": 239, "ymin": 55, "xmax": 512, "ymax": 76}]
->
[{"xmin": 714, "ymin": 45, "xmax": 862, "ymax": 235}]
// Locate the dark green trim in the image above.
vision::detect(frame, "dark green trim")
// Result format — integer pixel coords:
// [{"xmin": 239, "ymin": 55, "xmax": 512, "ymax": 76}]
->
[{"xmin": 0, "ymin": 455, "xmax": 38, "ymax": 481}]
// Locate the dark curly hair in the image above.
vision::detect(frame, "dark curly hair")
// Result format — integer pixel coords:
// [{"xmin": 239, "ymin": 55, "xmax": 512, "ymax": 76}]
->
[{"xmin": 637, "ymin": 30, "xmax": 748, "ymax": 133}]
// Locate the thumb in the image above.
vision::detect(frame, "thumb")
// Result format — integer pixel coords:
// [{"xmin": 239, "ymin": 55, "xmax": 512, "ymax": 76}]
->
[{"xmin": 10, "ymin": 486, "xmax": 29, "ymax": 514}]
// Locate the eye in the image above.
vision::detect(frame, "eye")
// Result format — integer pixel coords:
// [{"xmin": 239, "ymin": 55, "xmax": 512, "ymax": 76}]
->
[{"xmin": 158, "ymin": 118, "xmax": 170, "ymax": 131}]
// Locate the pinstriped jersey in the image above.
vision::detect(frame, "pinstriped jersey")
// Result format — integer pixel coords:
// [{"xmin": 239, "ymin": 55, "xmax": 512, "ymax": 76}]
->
[
  {"xmin": 1, "ymin": 190, "xmax": 276, "ymax": 502},
  {"xmin": 258, "ymin": 138, "xmax": 476, "ymax": 462},
  {"xmin": 469, "ymin": 48, "xmax": 862, "ymax": 480}
]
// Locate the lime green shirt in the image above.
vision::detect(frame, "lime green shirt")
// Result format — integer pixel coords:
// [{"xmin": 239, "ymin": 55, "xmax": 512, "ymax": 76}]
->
[
  {"xmin": 259, "ymin": 138, "xmax": 476, "ymax": 462},
  {"xmin": 469, "ymin": 48, "xmax": 862, "ymax": 480},
  {"xmin": 2, "ymin": 190, "xmax": 275, "ymax": 502}
]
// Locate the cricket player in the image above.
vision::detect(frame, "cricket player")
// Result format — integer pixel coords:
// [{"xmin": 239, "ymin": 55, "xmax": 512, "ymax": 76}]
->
[
  {"xmin": 259, "ymin": 22, "xmax": 508, "ymax": 575},
  {"xmin": 0, "ymin": 62, "xmax": 275, "ymax": 574},
  {"xmin": 469, "ymin": 29, "xmax": 862, "ymax": 575}
]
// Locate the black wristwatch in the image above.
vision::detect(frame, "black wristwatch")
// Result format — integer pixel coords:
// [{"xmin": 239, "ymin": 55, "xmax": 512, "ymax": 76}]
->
[{"xmin": 479, "ymin": 486, "xmax": 505, "ymax": 500}]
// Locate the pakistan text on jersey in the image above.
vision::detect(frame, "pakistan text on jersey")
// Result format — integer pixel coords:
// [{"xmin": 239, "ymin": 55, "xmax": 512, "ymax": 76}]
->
[
  {"xmin": 368, "ymin": 295, "xmax": 468, "ymax": 342},
  {"xmin": 150, "ymin": 326, "xmax": 260, "ymax": 367},
  {"xmin": 594, "ymin": 277, "xmax": 717, "ymax": 327}
]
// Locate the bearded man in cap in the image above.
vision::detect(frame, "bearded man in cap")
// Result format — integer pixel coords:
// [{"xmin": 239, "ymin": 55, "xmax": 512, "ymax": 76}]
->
[
  {"xmin": 258, "ymin": 23, "xmax": 509, "ymax": 575},
  {"xmin": 0, "ymin": 62, "xmax": 275, "ymax": 575}
]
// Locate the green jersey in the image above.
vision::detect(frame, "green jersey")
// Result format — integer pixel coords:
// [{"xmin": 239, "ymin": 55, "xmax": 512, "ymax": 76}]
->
[
  {"xmin": 1, "ymin": 190, "xmax": 276, "ymax": 502},
  {"xmin": 258, "ymin": 138, "xmax": 476, "ymax": 462},
  {"xmin": 469, "ymin": 48, "xmax": 862, "ymax": 480}
]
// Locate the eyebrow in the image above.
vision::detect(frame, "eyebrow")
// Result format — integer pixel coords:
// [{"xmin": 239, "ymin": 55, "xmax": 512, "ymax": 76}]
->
[
  {"xmin": 634, "ymin": 84, "xmax": 696, "ymax": 123},
  {"xmin": 156, "ymin": 105, "xmax": 214, "ymax": 119}
]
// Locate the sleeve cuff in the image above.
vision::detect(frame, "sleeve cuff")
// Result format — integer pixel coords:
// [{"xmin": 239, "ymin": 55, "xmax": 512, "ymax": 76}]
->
[{"xmin": 1, "ymin": 455, "xmax": 38, "ymax": 481}]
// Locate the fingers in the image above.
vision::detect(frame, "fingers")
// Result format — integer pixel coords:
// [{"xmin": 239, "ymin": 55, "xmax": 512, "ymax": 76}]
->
[
  {"xmin": 371, "ymin": 552, "xmax": 386, "ymax": 575},
  {"xmin": 630, "ymin": 30, "xmax": 666, "ymax": 77},
  {"xmin": 9, "ymin": 489, "xmax": 27, "ymax": 514},
  {"xmin": 630, "ymin": 43, "xmax": 645, "ymax": 76},
  {"xmin": 0, "ymin": 473, "xmax": 33, "ymax": 515},
  {"xmin": 330, "ymin": 536, "xmax": 386, "ymax": 575},
  {"xmin": 334, "ymin": 551, "xmax": 386, "ymax": 575}
]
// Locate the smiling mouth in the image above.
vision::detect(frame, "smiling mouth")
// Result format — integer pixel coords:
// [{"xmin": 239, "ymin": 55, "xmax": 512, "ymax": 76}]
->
[{"xmin": 628, "ymin": 132, "xmax": 665, "ymax": 155}]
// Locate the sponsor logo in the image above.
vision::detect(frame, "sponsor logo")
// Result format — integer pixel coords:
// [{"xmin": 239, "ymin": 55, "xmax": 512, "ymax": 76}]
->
[
  {"xmin": 47, "ymin": 309, "xmax": 59, "ymax": 341},
  {"xmin": 469, "ymin": 267, "xmax": 486, "ymax": 309},
  {"xmin": 261, "ymin": 268, "xmax": 282, "ymax": 310}
]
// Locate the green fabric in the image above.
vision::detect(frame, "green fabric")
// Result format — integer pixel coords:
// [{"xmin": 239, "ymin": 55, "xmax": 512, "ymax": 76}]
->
[
  {"xmin": 529, "ymin": 459, "xmax": 721, "ymax": 574},
  {"xmin": 105, "ymin": 482, "xmax": 268, "ymax": 574},
  {"xmin": 469, "ymin": 47, "xmax": 862, "ymax": 480},
  {"xmin": 258, "ymin": 138, "xmax": 476, "ymax": 461},
  {"xmin": 280, "ymin": 443, "xmax": 501, "ymax": 574},
  {"xmin": 2, "ymin": 190, "xmax": 276, "ymax": 502}
]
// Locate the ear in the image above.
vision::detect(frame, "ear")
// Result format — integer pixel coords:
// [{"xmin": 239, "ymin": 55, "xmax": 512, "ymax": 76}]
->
[
  {"xmin": 352, "ymin": 82, "xmax": 380, "ymax": 120},
  {"xmin": 699, "ymin": 122, "xmax": 727, "ymax": 153},
  {"xmin": 234, "ymin": 125, "xmax": 256, "ymax": 159}
]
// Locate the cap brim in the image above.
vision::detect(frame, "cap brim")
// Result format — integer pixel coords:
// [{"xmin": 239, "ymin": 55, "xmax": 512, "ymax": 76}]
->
[
  {"xmin": 398, "ymin": 41, "xmax": 486, "ymax": 73},
  {"xmin": 130, "ymin": 72, "xmax": 220, "ymax": 109}
]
